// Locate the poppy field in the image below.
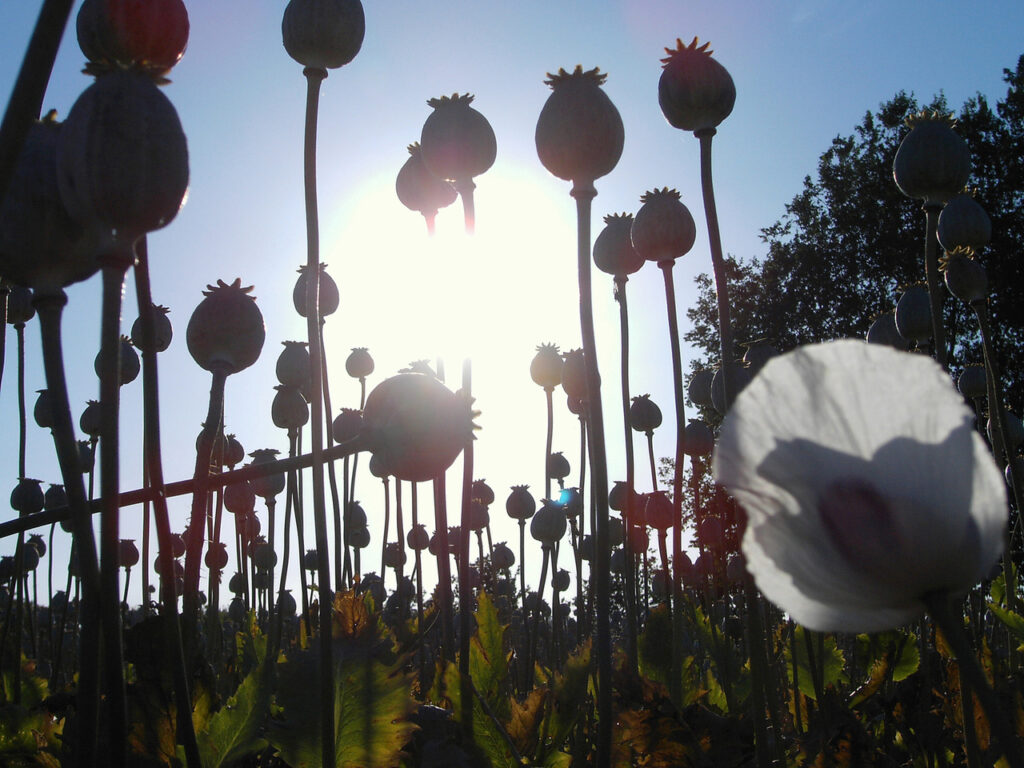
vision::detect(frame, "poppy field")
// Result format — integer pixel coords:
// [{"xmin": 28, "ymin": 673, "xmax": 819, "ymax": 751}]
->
[{"xmin": 1, "ymin": 2, "xmax": 1023, "ymax": 767}]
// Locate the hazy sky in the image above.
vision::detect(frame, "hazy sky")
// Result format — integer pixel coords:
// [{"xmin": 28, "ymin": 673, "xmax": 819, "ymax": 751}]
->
[{"xmin": 2, "ymin": 1, "xmax": 1022, "ymax": 605}]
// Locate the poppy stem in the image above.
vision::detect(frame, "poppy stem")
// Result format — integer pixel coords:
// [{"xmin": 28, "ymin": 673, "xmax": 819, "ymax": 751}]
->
[{"xmin": 925, "ymin": 591, "xmax": 1024, "ymax": 768}]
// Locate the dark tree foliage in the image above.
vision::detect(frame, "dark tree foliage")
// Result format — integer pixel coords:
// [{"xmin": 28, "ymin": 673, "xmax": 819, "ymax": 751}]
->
[{"xmin": 686, "ymin": 55, "xmax": 1024, "ymax": 412}]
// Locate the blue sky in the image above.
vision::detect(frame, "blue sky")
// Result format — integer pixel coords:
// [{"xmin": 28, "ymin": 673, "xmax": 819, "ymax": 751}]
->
[{"xmin": 2, "ymin": 1, "xmax": 1022, "ymax": 604}]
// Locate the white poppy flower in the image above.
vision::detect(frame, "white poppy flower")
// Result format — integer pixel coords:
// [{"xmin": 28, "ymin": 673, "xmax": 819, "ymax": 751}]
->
[{"xmin": 713, "ymin": 340, "xmax": 1006, "ymax": 633}]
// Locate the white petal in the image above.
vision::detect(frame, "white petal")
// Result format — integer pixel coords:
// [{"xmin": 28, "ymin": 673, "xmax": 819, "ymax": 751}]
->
[{"xmin": 714, "ymin": 340, "xmax": 1007, "ymax": 634}]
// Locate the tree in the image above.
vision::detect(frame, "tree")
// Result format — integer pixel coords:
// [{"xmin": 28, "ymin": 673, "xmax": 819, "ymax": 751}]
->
[{"xmin": 686, "ymin": 55, "xmax": 1024, "ymax": 413}]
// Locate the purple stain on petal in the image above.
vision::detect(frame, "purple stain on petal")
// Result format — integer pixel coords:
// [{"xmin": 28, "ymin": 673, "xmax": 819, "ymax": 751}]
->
[{"xmin": 818, "ymin": 477, "xmax": 903, "ymax": 573}]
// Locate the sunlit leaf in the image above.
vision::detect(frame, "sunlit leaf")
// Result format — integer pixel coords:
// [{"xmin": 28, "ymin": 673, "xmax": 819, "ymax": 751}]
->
[
  {"xmin": 270, "ymin": 639, "xmax": 417, "ymax": 768},
  {"xmin": 785, "ymin": 626, "xmax": 846, "ymax": 700},
  {"xmin": 196, "ymin": 662, "xmax": 272, "ymax": 768},
  {"xmin": 987, "ymin": 602, "xmax": 1024, "ymax": 645}
]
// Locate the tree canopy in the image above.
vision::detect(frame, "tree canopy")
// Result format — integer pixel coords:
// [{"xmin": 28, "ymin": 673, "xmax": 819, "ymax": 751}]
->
[{"xmin": 686, "ymin": 54, "xmax": 1024, "ymax": 412}]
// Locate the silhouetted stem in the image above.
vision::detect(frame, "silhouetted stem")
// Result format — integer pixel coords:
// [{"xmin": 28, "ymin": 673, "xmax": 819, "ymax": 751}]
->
[
  {"xmin": 98, "ymin": 256, "xmax": 133, "ymax": 768},
  {"xmin": 570, "ymin": 182, "xmax": 611, "ymax": 767},
  {"xmin": 925, "ymin": 592, "xmax": 1024, "ymax": 768},
  {"xmin": 696, "ymin": 129, "xmax": 736, "ymax": 408},
  {"xmin": 0, "ymin": 0, "xmax": 73, "ymax": 209},
  {"xmin": 658, "ymin": 261, "xmax": 688, "ymax": 709},
  {"xmin": 614, "ymin": 276, "xmax": 640, "ymax": 675},
  {"xmin": 0, "ymin": 284, "xmax": 8, "ymax": 392},
  {"xmin": 184, "ymin": 367, "xmax": 227, "ymax": 600},
  {"xmin": 300, "ymin": 65, "xmax": 334, "ymax": 768},
  {"xmin": 456, "ymin": 178, "xmax": 476, "ymax": 234},
  {"xmin": 32, "ymin": 291, "xmax": 102, "ymax": 768},
  {"xmin": 923, "ymin": 205, "xmax": 948, "ymax": 368},
  {"xmin": 433, "ymin": 478, "xmax": 454, "ymax": 658},
  {"xmin": 458, "ymin": 360, "xmax": 475, "ymax": 745}
]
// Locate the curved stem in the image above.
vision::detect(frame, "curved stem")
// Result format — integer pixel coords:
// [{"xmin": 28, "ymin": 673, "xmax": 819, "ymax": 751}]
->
[
  {"xmin": 570, "ymin": 182, "xmax": 611, "ymax": 767},
  {"xmin": 32, "ymin": 292, "xmax": 103, "ymax": 767},
  {"xmin": 455, "ymin": 178, "xmax": 476, "ymax": 234},
  {"xmin": 98, "ymin": 258, "xmax": 131, "ymax": 768},
  {"xmin": 658, "ymin": 262, "xmax": 687, "ymax": 708},
  {"xmin": 183, "ymin": 367, "xmax": 227, "ymax": 601},
  {"xmin": 923, "ymin": 205, "xmax": 948, "ymax": 368},
  {"xmin": 614, "ymin": 276, "xmax": 640, "ymax": 676},
  {"xmin": 301, "ymin": 65, "xmax": 335, "ymax": 768},
  {"xmin": 458, "ymin": 360, "xmax": 475, "ymax": 746},
  {"xmin": 925, "ymin": 592, "xmax": 1024, "ymax": 768},
  {"xmin": 696, "ymin": 130, "xmax": 736, "ymax": 409},
  {"xmin": 0, "ymin": 0, "xmax": 73, "ymax": 208}
]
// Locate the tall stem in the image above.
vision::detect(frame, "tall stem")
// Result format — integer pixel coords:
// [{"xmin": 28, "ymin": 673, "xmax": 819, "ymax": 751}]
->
[
  {"xmin": 570, "ymin": 183, "xmax": 611, "ymax": 767},
  {"xmin": 696, "ymin": 130, "xmax": 736, "ymax": 408},
  {"xmin": 301, "ymin": 65, "xmax": 336, "ymax": 768},
  {"xmin": 98, "ymin": 256, "xmax": 134, "ymax": 768},
  {"xmin": 458, "ymin": 361, "xmax": 475, "ymax": 745},
  {"xmin": 614, "ymin": 276, "xmax": 640, "ymax": 676},
  {"xmin": 33, "ymin": 291, "xmax": 102, "ymax": 768},
  {"xmin": 658, "ymin": 261, "xmax": 687, "ymax": 709},
  {"xmin": 923, "ymin": 205, "xmax": 948, "ymax": 368},
  {"xmin": 0, "ymin": 0, "xmax": 73, "ymax": 209},
  {"xmin": 925, "ymin": 592, "xmax": 1024, "ymax": 768},
  {"xmin": 132, "ymin": 243, "xmax": 200, "ymax": 766},
  {"xmin": 455, "ymin": 178, "xmax": 476, "ymax": 234}
]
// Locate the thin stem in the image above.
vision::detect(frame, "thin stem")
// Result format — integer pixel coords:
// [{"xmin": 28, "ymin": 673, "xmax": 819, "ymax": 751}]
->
[
  {"xmin": 433, "ymin": 477, "xmax": 454, "ymax": 658},
  {"xmin": 923, "ymin": 205, "xmax": 948, "ymax": 368},
  {"xmin": 614, "ymin": 276, "xmax": 640, "ymax": 676},
  {"xmin": 455, "ymin": 178, "xmax": 476, "ymax": 234},
  {"xmin": 0, "ymin": 0, "xmax": 74, "ymax": 209},
  {"xmin": 570, "ymin": 182, "xmax": 611, "ymax": 768},
  {"xmin": 925, "ymin": 592, "xmax": 1024, "ymax": 768},
  {"xmin": 458, "ymin": 360, "xmax": 475, "ymax": 746},
  {"xmin": 658, "ymin": 261, "xmax": 687, "ymax": 709},
  {"xmin": 98, "ymin": 259, "xmax": 130, "ymax": 768},
  {"xmin": 301, "ymin": 65, "xmax": 334, "ymax": 768},
  {"xmin": 696, "ymin": 130, "xmax": 736, "ymax": 409}
]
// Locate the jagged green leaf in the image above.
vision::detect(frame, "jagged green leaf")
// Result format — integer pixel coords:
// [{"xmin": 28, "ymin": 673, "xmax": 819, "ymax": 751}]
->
[
  {"xmin": 470, "ymin": 591, "xmax": 510, "ymax": 719},
  {"xmin": 270, "ymin": 640, "xmax": 417, "ymax": 768},
  {"xmin": 786, "ymin": 626, "xmax": 846, "ymax": 700},
  {"xmin": 988, "ymin": 601, "xmax": 1024, "ymax": 643},
  {"xmin": 196, "ymin": 662, "xmax": 272, "ymax": 768}
]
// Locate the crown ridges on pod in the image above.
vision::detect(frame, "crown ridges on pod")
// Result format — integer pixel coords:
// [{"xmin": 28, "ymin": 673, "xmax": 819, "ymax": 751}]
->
[
  {"xmin": 661, "ymin": 37, "xmax": 714, "ymax": 65},
  {"xmin": 543, "ymin": 65, "xmax": 608, "ymax": 88},
  {"xmin": 603, "ymin": 212, "xmax": 633, "ymax": 225},
  {"xmin": 639, "ymin": 187, "xmax": 681, "ymax": 204},
  {"xmin": 904, "ymin": 109, "xmax": 958, "ymax": 129},
  {"xmin": 427, "ymin": 93, "xmax": 475, "ymax": 109},
  {"xmin": 203, "ymin": 277, "xmax": 255, "ymax": 300}
]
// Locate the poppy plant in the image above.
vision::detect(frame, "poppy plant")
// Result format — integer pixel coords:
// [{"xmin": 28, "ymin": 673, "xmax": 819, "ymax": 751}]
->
[{"xmin": 713, "ymin": 340, "xmax": 1006, "ymax": 633}]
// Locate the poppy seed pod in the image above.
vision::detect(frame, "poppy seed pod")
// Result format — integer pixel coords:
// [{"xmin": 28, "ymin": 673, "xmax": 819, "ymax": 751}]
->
[
  {"xmin": 894, "ymin": 284, "xmax": 933, "ymax": 344},
  {"xmin": 345, "ymin": 347, "xmax": 374, "ymax": 379},
  {"xmin": 271, "ymin": 384, "xmax": 309, "ymax": 431},
  {"xmin": 406, "ymin": 524, "xmax": 430, "ymax": 551},
  {"xmin": 420, "ymin": 93, "xmax": 496, "ymax": 185},
  {"xmin": 711, "ymin": 363, "xmax": 751, "ymax": 415},
  {"xmin": 937, "ymin": 193, "xmax": 991, "ymax": 254},
  {"xmin": 332, "ymin": 407, "xmax": 363, "ymax": 443},
  {"xmin": 276, "ymin": 341, "xmax": 311, "ymax": 389},
  {"xmin": 658, "ymin": 37, "xmax": 736, "ymax": 134},
  {"xmin": 77, "ymin": 0, "xmax": 190, "ymax": 77},
  {"xmin": 866, "ymin": 312, "xmax": 909, "ymax": 350},
  {"xmin": 546, "ymin": 452, "xmax": 571, "ymax": 482},
  {"xmin": 631, "ymin": 188, "xmax": 696, "ymax": 265},
  {"xmin": 560, "ymin": 348, "xmax": 587, "ymax": 401},
  {"xmin": 118, "ymin": 539, "xmax": 139, "ymax": 569},
  {"xmin": 957, "ymin": 365, "xmax": 987, "ymax": 400},
  {"xmin": 248, "ymin": 449, "xmax": 286, "ymax": 499},
  {"xmin": 530, "ymin": 343, "xmax": 563, "ymax": 390},
  {"xmin": 187, "ymin": 279, "xmax": 266, "ymax": 374},
  {"xmin": 0, "ymin": 115, "xmax": 99, "ymax": 293},
  {"xmin": 941, "ymin": 250, "xmax": 988, "ymax": 305},
  {"xmin": 362, "ymin": 372, "xmax": 476, "ymax": 483},
  {"xmin": 687, "ymin": 369, "xmax": 715, "ymax": 408},
  {"xmin": 629, "ymin": 394, "xmax": 662, "ymax": 433},
  {"xmin": 492, "ymin": 542, "xmax": 515, "ymax": 570},
  {"xmin": 293, "ymin": 263, "xmax": 340, "ymax": 318},
  {"xmin": 535, "ymin": 65, "xmax": 624, "ymax": 185},
  {"xmin": 224, "ymin": 480, "xmax": 256, "ymax": 516},
  {"xmin": 57, "ymin": 69, "xmax": 189, "ymax": 244},
  {"xmin": 892, "ymin": 111, "xmax": 971, "ymax": 206},
  {"xmin": 33, "ymin": 389, "xmax": 54, "ymax": 431},
  {"xmin": 396, "ymin": 142, "xmax": 456, "ymax": 232},
  {"xmin": 506, "ymin": 485, "xmax": 536, "ymax": 521},
  {"xmin": 130, "ymin": 304, "xmax": 173, "ymax": 353},
  {"xmin": 684, "ymin": 420, "xmax": 715, "ymax": 457},
  {"xmin": 472, "ymin": 479, "xmax": 495, "ymax": 507},
  {"xmin": 593, "ymin": 213, "xmax": 644, "ymax": 278},
  {"xmin": 644, "ymin": 491, "xmax": 673, "ymax": 531},
  {"xmin": 282, "ymin": 0, "xmax": 365, "ymax": 70},
  {"xmin": 530, "ymin": 500, "xmax": 567, "ymax": 546}
]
